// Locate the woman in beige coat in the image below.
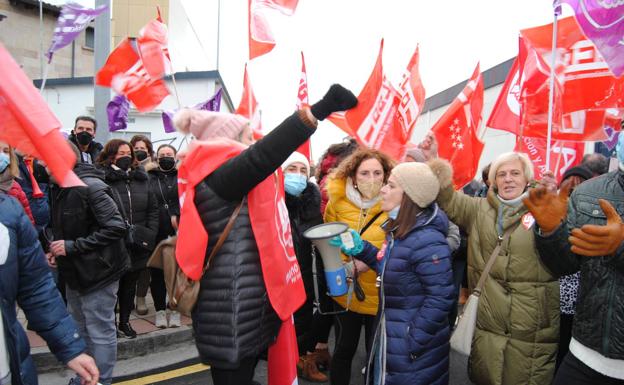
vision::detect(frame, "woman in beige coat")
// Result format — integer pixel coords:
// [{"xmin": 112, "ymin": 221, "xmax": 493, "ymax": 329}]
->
[{"xmin": 430, "ymin": 152, "xmax": 559, "ymax": 385}]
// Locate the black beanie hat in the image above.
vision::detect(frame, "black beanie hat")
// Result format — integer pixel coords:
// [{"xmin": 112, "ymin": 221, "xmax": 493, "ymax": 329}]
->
[{"xmin": 561, "ymin": 165, "xmax": 592, "ymax": 183}]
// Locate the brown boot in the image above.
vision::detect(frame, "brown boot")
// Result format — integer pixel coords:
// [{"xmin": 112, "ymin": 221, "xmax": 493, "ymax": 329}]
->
[
  {"xmin": 299, "ymin": 354, "xmax": 328, "ymax": 382},
  {"xmin": 313, "ymin": 347, "xmax": 331, "ymax": 371}
]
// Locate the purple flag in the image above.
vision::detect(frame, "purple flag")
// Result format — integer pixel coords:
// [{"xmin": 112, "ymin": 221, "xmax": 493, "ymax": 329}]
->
[
  {"xmin": 162, "ymin": 88, "xmax": 223, "ymax": 133},
  {"xmin": 555, "ymin": 0, "xmax": 624, "ymax": 77},
  {"xmin": 603, "ymin": 125, "xmax": 620, "ymax": 150},
  {"xmin": 46, "ymin": 3, "xmax": 108, "ymax": 63},
  {"xmin": 107, "ymin": 94, "xmax": 130, "ymax": 132}
]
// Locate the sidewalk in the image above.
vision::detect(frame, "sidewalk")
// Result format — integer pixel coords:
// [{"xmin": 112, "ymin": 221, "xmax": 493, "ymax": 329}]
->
[{"xmin": 20, "ymin": 291, "xmax": 196, "ymax": 374}]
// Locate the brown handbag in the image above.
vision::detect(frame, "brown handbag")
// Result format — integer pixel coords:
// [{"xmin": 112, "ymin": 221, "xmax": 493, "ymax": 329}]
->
[{"xmin": 148, "ymin": 199, "xmax": 244, "ymax": 317}]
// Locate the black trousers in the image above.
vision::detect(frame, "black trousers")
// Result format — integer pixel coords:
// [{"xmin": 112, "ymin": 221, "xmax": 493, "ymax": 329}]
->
[
  {"xmin": 556, "ymin": 313, "xmax": 575, "ymax": 371},
  {"xmin": 117, "ymin": 270, "xmax": 140, "ymax": 323},
  {"xmin": 149, "ymin": 267, "xmax": 167, "ymax": 311},
  {"xmin": 553, "ymin": 352, "xmax": 624, "ymax": 385},
  {"xmin": 330, "ymin": 304, "xmax": 375, "ymax": 385},
  {"xmin": 211, "ymin": 356, "xmax": 258, "ymax": 385}
]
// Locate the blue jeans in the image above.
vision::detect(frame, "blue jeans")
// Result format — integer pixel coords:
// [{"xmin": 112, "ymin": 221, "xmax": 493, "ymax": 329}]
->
[{"xmin": 66, "ymin": 280, "xmax": 119, "ymax": 385}]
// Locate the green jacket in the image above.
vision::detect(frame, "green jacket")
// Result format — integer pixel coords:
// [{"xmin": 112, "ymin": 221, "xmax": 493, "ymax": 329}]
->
[
  {"xmin": 535, "ymin": 171, "xmax": 624, "ymax": 359},
  {"xmin": 435, "ymin": 167, "xmax": 558, "ymax": 385}
]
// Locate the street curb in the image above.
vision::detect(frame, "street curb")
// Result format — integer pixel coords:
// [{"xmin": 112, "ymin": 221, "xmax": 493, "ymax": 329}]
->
[{"xmin": 32, "ymin": 325, "xmax": 195, "ymax": 373}]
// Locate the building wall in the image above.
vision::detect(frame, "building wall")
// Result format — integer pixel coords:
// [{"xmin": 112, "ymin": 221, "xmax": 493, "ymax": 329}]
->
[
  {"xmin": 112, "ymin": 0, "xmax": 169, "ymax": 47},
  {"xmin": 40, "ymin": 75, "xmax": 229, "ymax": 150},
  {"xmin": 0, "ymin": 0, "xmax": 94, "ymax": 80}
]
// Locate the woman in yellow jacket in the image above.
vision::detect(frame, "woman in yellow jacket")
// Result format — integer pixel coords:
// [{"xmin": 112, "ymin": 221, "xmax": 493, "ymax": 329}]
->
[{"xmin": 324, "ymin": 148, "xmax": 395, "ymax": 385}]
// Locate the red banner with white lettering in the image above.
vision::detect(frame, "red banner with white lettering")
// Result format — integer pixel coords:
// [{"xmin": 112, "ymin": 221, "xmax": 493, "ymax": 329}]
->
[
  {"xmin": 295, "ymin": 51, "xmax": 311, "ymax": 162},
  {"xmin": 514, "ymin": 136, "xmax": 585, "ymax": 183},
  {"xmin": 431, "ymin": 64, "xmax": 485, "ymax": 189}
]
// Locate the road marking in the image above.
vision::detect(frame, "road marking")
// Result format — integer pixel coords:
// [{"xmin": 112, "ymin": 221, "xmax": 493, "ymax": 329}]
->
[{"xmin": 114, "ymin": 363, "xmax": 210, "ymax": 384}]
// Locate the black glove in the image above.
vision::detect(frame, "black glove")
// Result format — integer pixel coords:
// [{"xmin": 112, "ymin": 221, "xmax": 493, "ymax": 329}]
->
[{"xmin": 311, "ymin": 84, "xmax": 358, "ymax": 121}]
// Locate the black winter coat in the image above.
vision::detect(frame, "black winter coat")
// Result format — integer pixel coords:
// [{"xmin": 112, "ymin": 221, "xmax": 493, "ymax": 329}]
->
[
  {"xmin": 535, "ymin": 170, "xmax": 624, "ymax": 359},
  {"xmin": 103, "ymin": 166, "xmax": 159, "ymax": 270},
  {"xmin": 148, "ymin": 167, "xmax": 179, "ymax": 242},
  {"xmin": 49, "ymin": 163, "xmax": 130, "ymax": 293},
  {"xmin": 192, "ymin": 111, "xmax": 316, "ymax": 369}
]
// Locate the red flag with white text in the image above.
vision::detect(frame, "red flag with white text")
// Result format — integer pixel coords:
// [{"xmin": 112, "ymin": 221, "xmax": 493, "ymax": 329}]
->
[
  {"xmin": 295, "ymin": 52, "xmax": 311, "ymax": 162},
  {"xmin": 96, "ymin": 38, "xmax": 169, "ymax": 112},
  {"xmin": 395, "ymin": 45, "xmax": 426, "ymax": 147},
  {"xmin": 137, "ymin": 9, "xmax": 172, "ymax": 80},
  {"xmin": 514, "ymin": 136, "xmax": 584, "ymax": 183},
  {"xmin": 248, "ymin": 0, "xmax": 299, "ymax": 60},
  {"xmin": 0, "ymin": 44, "xmax": 83, "ymax": 187},
  {"xmin": 431, "ymin": 64, "xmax": 485, "ymax": 189},
  {"xmin": 344, "ymin": 40, "xmax": 406, "ymax": 160}
]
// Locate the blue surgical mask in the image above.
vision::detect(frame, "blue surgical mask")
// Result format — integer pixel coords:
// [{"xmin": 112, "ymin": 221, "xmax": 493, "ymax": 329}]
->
[
  {"xmin": 0, "ymin": 153, "xmax": 9, "ymax": 174},
  {"xmin": 284, "ymin": 173, "xmax": 307, "ymax": 196},
  {"xmin": 388, "ymin": 205, "xmax": 400, "ymax": 220},
  {"xmin": 617, "ymin": 133, "xmax": 624, "ymax": 166}
]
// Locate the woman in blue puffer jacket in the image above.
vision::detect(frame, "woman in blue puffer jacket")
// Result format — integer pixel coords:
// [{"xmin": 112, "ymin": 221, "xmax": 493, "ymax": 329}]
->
[{"xmin": 334, "ymin": 162, "xmax": 455, "ymax": 385}]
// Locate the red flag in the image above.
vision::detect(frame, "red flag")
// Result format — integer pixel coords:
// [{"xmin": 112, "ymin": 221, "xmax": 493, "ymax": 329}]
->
[
  {"xmin": 431, "ymin": 63, "xmax": 485, "ymax": 189},
  {"xmin": 396, "ymin": 45, "xmax": 426, "ymax": 143},
  {"xmin": 514, "ymin": 136, "xmax": 584, "ymax": 183},
  {"xmin": 96, "ymin": 38, "xmax": 169, "ymax": 112},
  {"xmin": 137, "ymin": 13, "xmax": 172, "ymax": 80},
  {"xmin": 249, "ymin": 0, "xmax": 299, "ymax": 60},
  {"xmin": 344, "ymin": 40, "xmax": 406, "ymax": 160},
  {"xmin": 235, "ymin": 64, "xmax": 263, "ymax": 138},
  {"xmin": 268, "ymin": 317, "xmax": 299, "ymax": 385},
  {"xmin": 487, "ymin": 57, "xmax": 521, "ymax": 134},
  {"xmin": 295, "ymin": 52, "xmax": 311, "ymax": 162},
  {"xmin": 520, "ymin": 17, "xmax": 624, "ymax": 115},
  {"xmin": 0, "ymin": 44, "xmax": 82, "ymax": 187}
]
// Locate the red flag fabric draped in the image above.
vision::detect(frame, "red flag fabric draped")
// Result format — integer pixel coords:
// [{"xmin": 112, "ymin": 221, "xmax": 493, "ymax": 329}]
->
[
  {"xmin": 235, "ymin": 64, "xmax": 262, "ymax": 138},
  {"xmin": 514, "ymin": 136, "xmax": 584, "ymax": 183},
  {"xmin": 248, "ymin": 0, "xmax": 299, "ymax": 60},
  {"xmin": 0, "ymin": 44, "xmax": 82, "ymax": 188},
  {"xmin": 396, "ymin": 45, "xmax": 426, "ymax": 146},
  {"xmin": 295, "ymin": 51, "xmax": 311, "ymax": 162},
  {"xmin": 96, "ymin": 38, "xmax": 169, "ymax": 112},
  {"xmin": 137, "ymin": 14, "xmax": 172, "ymax": 80},
  {"xmin": 431, "ymin": 64, "xmax": 485, "ymax": 189}
]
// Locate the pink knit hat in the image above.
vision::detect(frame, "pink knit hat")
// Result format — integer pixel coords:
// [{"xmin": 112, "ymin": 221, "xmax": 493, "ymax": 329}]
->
[{"xmin": 173, "ymin": 109, "xmax": 250, "ymax": 141}]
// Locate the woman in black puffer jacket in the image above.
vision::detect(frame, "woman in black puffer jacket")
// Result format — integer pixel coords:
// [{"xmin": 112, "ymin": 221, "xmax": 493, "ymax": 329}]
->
[{"xmin": 97, "ymin": 139, "xmax": 159, "ymax": 339}]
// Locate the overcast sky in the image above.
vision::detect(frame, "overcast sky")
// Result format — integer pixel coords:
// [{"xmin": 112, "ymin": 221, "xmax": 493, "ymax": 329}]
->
[{"xmin": 46, "ymin": 0, "xmax": 573, "ymax": 162}]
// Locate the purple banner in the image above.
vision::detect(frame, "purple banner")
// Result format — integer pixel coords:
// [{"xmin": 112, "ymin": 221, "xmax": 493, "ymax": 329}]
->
[
  {"xmin": 555, "ymin": 0, "xmax": 624, "ymax": 77},
  {"xmin": 162, "ymin": 88, "xmax": 223, "ymax": 133},
  {"xmin": 107, "ymin": 94, "xmax": 130, "ymax": 132},
  {"xmin": 603, "ymin": 124, "xmax": 620, "ymax": 150},
  {"xmin": 46, "ymin": 2, "xmax": 108, "ymax": 63}
]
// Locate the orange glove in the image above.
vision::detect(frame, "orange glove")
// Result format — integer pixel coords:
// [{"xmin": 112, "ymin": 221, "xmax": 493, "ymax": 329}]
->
[
  {"xmin": 569, "ymin": 199, "xmax": 624, "ymax": 257},
  {"xmin": 523, "ymin": 183, "xmax": 571, "ymax": 233}
]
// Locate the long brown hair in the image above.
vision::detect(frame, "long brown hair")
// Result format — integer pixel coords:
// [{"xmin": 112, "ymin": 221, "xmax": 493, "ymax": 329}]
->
[
  {"xmin": 96, "ymin": 139, "xmax": 138, "ymax": 169},
  {"xmin": 331, "ymin": 148, "xmax": 395, "ymax": 183},
  {"xmin": 387, "ymin": 194, "xmax": 424, "ymax": 239}
]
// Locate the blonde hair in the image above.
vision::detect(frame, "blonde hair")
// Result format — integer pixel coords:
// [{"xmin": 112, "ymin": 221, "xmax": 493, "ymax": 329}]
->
[{"xmin": 488, "ymin": 152, "xmax": 534, "ymax": 188}]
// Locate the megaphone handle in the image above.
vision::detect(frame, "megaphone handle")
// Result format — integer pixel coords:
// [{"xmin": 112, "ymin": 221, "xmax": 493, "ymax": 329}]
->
[{"xmin": 351, "ymin": 263, "xmax": 366, "ymax": 302}]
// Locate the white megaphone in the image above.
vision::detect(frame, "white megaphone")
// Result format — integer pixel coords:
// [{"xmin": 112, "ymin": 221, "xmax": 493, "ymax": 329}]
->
[{"xmin": 303, "ymin": 222, "xmax": 349, "ymax": 297}]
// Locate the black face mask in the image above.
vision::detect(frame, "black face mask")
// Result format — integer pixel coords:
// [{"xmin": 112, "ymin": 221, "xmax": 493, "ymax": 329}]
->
[
  {"xmin": 115, "ymin": 156, "xmax": 132, "ymax": 171},
  {"xmin": 76, "ymin": 131, "xmax": 93, "ymax": 146},
  {"xmin": 135, "ymin": 150, "xmax": 148, "ymax": 161},
  {"xmin": 158, "ymin": 156, "xmax": 175, "ymax": 171}
]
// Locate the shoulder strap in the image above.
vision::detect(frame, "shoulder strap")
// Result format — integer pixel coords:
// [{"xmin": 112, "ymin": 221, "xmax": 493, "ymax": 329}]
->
[
  {"xmin": 360, "ymin": 211, "xmax": 383, "ymax": 236},
  {"xmin": 111, "ymin": 188, "xmax": 128, "ymax": 222},
  {"xmin": 202, "ymin": 198, "xmax": 245, "ymax": 274},
  {"xmin": 473, "ymin": 225, "xmax": 515, "ymax": 296}
]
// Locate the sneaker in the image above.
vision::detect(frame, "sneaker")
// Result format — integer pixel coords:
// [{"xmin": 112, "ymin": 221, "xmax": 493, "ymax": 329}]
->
[
  {"xmin": 135, "ymin": 296, "xmax": 148, "ymax": 315},
  {"xmin": 155, "ymin": 310, "xmax": 167, "ymax": 329},
  {"xmin": 117, "ymin": 322, "xmax": 137, "ymax": 339},
  {"xmin": 168, "ymin": 310, "xmax": 181, "ymax": 328}
]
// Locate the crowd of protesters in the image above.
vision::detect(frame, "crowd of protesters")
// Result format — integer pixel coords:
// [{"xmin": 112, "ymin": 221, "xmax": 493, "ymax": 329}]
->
[{"xmin": 1, "ymin": 88, "xmax": 623, "ymax": 385}]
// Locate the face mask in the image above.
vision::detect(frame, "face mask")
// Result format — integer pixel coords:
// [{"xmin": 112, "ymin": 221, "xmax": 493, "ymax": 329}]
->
[
  {"xmin": 115, "ymin": 156, "xmax": 132, "ymax": 171},
  {"xmin": 284, "ymin": 173, "xmax": 307, "ymax": 196},
  {"xmin": 0, "ymin": 153, "xmax": 9, "ymax": 174},
  {"xmin": 388, "ymin": 205, "xmax": 400, "ymax": 220},
  {"xmin": 76, "ymin": 131, "xmax": 93, "ymax": 146},
  {"xmin": 135, "ymin": 150, "xmax": 148, "ymax": 162},
  {"xmin": 158, "ymin": 156, "xmax": 175, "ymax": 171},
  {"xmin": 617, "ymin": 134, "xmax": 624, "ymax": 166},
  {"xmin": 357, "ymin": 180, "xmax": 383, "ymax": 200}
]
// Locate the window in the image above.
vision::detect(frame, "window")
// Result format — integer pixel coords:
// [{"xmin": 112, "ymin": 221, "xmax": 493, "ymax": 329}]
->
[{"xmin": 84, "ymin": 27, "xmax": 94, "ymax": 49}]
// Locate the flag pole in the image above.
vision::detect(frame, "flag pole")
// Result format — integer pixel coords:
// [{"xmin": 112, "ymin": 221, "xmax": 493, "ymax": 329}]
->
[
  {"xmin": 170, "ymin": 72, "xmax": 182, "ymax": 109},
  {"xmin": 545, "ymin": 10, "xmax": 559, "ymax": 171},
  {"xmin": 39, "ymin": 0, "xmax": 44, "ymax": 79},
  {"xmin": 39, "ymin": 61, "xmax": 49, "ymax": 93}
]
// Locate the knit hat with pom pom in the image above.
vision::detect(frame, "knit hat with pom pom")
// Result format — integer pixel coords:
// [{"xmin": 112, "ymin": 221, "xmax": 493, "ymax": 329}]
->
[{"xmin": 173, "ymin": 109, "xmax": 250, "ymax": 141}]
